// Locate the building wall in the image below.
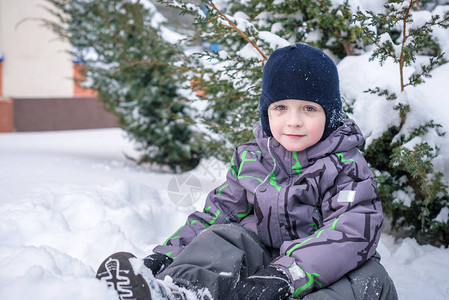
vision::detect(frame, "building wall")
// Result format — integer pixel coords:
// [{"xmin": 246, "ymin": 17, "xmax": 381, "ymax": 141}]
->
[
  {"xmin": 0, "ymin": 58, "xmax": 3, "ymax": 97},
  {"xmin": 0, "ymin": 0, "xmax": 73, "ymax": 98},
  {"xmin": 13, "ymin": 97, "xmax": 118, "ymax": 132},
  {"xmin": 73, "ymin": 62, "xmax": 98, "ymax": 97},
  {"xmin": 0, "ymin": 99, "xmax": 13, "ymax": 132},
  {"xmin": 0, "ymin": 0, "xmax": 118, "ymax": 132}
]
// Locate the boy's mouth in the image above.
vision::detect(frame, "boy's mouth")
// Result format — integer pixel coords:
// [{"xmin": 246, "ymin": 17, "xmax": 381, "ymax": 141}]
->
[{"xmin": 285, "ymin": 134, "xmax": 305, "ymax": 139}]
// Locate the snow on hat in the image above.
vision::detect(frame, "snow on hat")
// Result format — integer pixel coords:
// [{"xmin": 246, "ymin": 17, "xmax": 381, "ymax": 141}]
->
[{"xmin": 260, "ymin": 43, "xmax": 342, "ymax": 141}]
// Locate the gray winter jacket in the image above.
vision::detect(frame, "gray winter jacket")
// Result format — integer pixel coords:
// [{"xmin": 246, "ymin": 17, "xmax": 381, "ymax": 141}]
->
[{"xmin": 154, "ymin": 117, "xmax": 384, "ymax": 298}]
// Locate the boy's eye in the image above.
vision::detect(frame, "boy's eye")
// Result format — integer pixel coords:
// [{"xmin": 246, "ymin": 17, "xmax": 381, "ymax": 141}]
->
[
  {"xmin": 304, "ymin": 106, "xmax": 316, "ymax": 112},
  {"xmin": 274, "ymin": 105, "xmax": 287, "ymax": 111}
]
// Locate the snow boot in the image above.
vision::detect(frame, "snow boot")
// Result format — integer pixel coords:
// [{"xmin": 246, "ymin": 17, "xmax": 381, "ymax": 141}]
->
[
  {"xmin": 96, "ymin": 252, "xmax": 209, "ymax": 300},
  {"xmin": 96, "ymin": 252, "xmax": 153, "ymax": 300}
]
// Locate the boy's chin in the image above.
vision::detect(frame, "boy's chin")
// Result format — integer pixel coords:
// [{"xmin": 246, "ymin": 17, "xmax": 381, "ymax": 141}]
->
[{"xmin": 282, "ymin": 143, "xmax": 308, "ymax": 152}]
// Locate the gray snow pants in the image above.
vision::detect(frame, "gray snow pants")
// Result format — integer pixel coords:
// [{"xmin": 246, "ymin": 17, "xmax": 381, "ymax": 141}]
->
[{"xmin": 156, "ymin": 223, "xmax": 398, "ymax": 300}]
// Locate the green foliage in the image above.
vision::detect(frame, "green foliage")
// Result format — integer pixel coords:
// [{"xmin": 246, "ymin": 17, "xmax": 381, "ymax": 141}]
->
[
  {"xmin": 275, "ymin": 0, "xmax": 362, "ymax": 57},
  {"xmin": 392, "ymin": 143, "xmax": 446, "ymax": 224},
  {"xmin": 45, "ymin": 0, "xmax": 203, "ymax": 172},
  {"xmin": 357, "ymin": 0, "xmax": 449, "ymax": 246}
]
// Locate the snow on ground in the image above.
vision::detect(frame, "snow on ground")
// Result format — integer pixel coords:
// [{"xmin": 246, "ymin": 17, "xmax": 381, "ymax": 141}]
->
[{"xmin": 1, "ymin": 128, "xmax": 449, "ymax": 299}]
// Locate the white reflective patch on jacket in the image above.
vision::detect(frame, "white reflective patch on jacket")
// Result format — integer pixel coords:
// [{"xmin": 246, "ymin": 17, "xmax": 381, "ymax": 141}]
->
[{"xmin": 337, "ymin": 190, "xmax": 356, "ymax": 203}]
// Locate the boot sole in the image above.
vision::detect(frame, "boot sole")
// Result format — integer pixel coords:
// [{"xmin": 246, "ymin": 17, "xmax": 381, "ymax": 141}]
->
[{"xmin": 96, "ymin": 252, "xmax": 152, "ymax": 300}]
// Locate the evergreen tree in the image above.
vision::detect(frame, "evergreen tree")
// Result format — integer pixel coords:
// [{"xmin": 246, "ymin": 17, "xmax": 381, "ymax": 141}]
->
[
  {"xmin": 356, "ymin": 0, "xmax": 449, "ymax": 246},
  {"xmin": 45, "ymin": 0, "xmax": 203, "ymax": 172},
  {"xmin": 158, "ymin": 0, "xmax": 361, "ymax": 161}
]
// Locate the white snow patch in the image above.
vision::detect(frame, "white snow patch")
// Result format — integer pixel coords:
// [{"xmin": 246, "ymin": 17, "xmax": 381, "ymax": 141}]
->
[{"xmin": 435, "ymin": 207, "xmax": 449, "ymax": 223}]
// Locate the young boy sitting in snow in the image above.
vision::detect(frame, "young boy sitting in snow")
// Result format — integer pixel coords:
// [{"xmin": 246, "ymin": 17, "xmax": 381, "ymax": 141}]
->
[{"xmin": 96, "ymin": 43, "xmax": 398, "ymax": 300}]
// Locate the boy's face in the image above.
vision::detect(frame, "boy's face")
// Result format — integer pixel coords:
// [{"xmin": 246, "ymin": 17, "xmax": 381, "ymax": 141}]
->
[{"xmin": 268, "ymin": 99, "xmax": 326, "ymax": 152}]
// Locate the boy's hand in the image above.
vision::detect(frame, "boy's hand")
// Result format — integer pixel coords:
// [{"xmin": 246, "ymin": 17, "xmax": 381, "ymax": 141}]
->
[
  {"xmin": 143, "ymin": 253, "xmax": 173, "ymax": 276},
  {"xmin": 227, "ymin": 266, "xmax": 291, "ymax": 300}
]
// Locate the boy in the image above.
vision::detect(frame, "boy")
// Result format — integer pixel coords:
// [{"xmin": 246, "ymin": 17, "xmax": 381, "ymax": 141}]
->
[{"xmin": 96, "ymin": 43, "xmax": 398, "ymax": 299}]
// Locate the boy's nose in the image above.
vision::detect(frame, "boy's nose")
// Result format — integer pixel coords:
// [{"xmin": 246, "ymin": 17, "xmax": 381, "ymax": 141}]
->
[{"xmin": 287, "ymin": 111, "xmax": 304, "ymax": 127}]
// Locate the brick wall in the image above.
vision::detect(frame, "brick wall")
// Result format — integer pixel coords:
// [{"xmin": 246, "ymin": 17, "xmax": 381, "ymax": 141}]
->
[
  {"xmin": 0, "ymin": 99, "xmax": 13, "ymax": 132},
  {"xmin": 0, "ymin": 58, "xmax": 3, "ymax": 97},
  {"xmin": 73, "ymin": 61, "xmax": 98, "ymax": 97},
  {"xmin": 12, "ymin": 97, "xmax": 119, "ymax": 132}
]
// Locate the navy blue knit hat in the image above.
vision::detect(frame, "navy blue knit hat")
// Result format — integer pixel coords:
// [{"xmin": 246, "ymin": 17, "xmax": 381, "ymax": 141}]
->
[{"xmin": 260, "ymin": 43, "xmax": 342, "ymax": 140}]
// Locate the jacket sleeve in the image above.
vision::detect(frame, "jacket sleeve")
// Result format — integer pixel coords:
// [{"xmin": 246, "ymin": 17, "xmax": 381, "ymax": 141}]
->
[
  {"xmin": 271, "ymin": 152, "xmax": 384, "ymax": 298},
  {"xmin": 153, "ymin": 148, "xmax": 252, "ymax": 259}
]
